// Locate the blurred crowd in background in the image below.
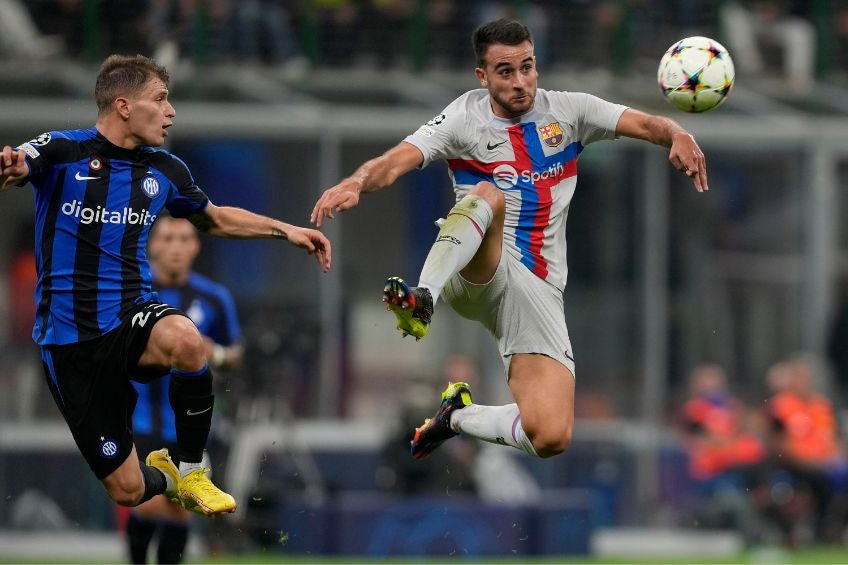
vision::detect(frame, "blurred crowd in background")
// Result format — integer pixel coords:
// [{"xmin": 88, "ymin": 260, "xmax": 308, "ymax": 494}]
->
[{"xmin": 1, "ymin": 1, "xmax": 848, "ymax": 90}]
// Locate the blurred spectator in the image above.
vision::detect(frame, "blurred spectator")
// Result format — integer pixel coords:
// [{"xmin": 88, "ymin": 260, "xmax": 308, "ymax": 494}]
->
[
  {"xmin": 6, "ymin": 221, "xmax": 41, "ymax": 421},
  {"xmin": 678, "ymin": 364, "xmax": 767, "ymax": 537},
  {"xmin": 720, "ymin": 1, "xmax": 816, "ymax": 93},
  {"xmin": 312, "ymin": 0, "xmax": 363, "ymax": 67},
  {"xmin": 0, "ymin": 0, "xmax": 64, "ymax": 59},
  {"xmin": 366, "ymin": 0, "xmax": 415, "ymax": 69},
  {"xmin": 764, "ymin": 356, "xmax": 848, "ymax": 543},
  {"xmin": 375, "ymin": 379, "xmax": 478, "ymax": 496},
  {"xmin": 833, "ymin": 5, "xmax": 848, "ymax": 79},
  {"xmin": 476, "ymin": 1, "xmax": 550, "ymax": 65},
  {"xmin": 222, "ymin": 0, "xmax": 304, "ymax": 68},
  {"xmin": 375, "ymin": 354, "xmax": 540, "ymax": 503},
  {"xmin": 422, "ymin": 0, "xmax": 473, "ymax": 69}
]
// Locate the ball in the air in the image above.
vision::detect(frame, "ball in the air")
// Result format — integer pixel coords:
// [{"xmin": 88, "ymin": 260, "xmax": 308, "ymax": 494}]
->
[{"xmin": 658, "ymin": 36, "xmax": 735, "ymax": 113}]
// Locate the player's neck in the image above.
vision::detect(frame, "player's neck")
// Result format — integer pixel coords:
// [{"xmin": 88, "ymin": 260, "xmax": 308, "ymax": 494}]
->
[
  {"xmin": 95, "ymin": 117, "xmax": 142, "ymax": 150},
  {"xmin": 155, "ymin": 269, "xmax": 190, "ymax": 288}
]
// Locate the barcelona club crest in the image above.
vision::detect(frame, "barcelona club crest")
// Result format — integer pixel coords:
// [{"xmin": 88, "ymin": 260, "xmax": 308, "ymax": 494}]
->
[{"xmin": 538, "ymin": 122, "xmax": 564, "ymax": 148}]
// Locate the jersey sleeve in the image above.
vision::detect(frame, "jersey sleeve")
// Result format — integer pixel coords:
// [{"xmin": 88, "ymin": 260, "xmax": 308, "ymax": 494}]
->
[
  {"xmin": 15, "ymin": 131, "xmax": 72, "ymax": 187},
  {"xmin": 565, "ymin": 92, "xmax": 628, "ymax": 146},
  {"xmin": 162, "ymin": 154, "xmax": 210, "ymax": 218},
  {"xmin": 402, "ymin": 98, "xmax": 468, "ymax": 167}
]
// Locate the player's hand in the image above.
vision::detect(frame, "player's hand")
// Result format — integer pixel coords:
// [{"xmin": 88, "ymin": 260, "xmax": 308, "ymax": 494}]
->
[
  {"xmin": 287, "ymin": 226, "xmax": 332, "ymax": 272},
  {"xmin": 310, "ymin": 181, "xmax": 361, "ymax": 227},
  {"xmin": 0, "ymin": 146, "xmax": 28, "ymax": 182},
  {"xmin": 668, "ymin": 133, "xmax": 708, "ymax": 192}
]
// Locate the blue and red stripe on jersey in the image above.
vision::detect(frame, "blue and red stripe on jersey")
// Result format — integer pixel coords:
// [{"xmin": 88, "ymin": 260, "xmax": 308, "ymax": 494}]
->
[{"xmin": 447, "ymin": 123, "xmax": 583, "ymax": 279}]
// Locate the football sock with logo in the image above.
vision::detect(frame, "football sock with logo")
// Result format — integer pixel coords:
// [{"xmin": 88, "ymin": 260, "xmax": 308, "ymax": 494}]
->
[
  {"xmin": 169, "ymin": 364, "xmax": 214, "ymax": 474},
  {"xmin": 139, "ymin": 464, "xmax": 168, "ymax": 504},
  {"xmin": 126, "ymin": 512, "xmax": 157, "ymax": 563},
  {"xmin": 157, "ymin": 522, "xmax": 189, "ymax": 564},
  {"xmin": 418, "ymin": 194, "xmax": 493, "ymax": 304},
  {"xmin": 450, "ymin": 403, "xmax": 539, "ymax": 457}
]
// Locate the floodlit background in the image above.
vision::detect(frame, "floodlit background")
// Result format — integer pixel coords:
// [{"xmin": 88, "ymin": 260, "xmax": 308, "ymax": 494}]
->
[{"xmin": 2, "ymin": 0, "xmax": 848, "ymax": 563}]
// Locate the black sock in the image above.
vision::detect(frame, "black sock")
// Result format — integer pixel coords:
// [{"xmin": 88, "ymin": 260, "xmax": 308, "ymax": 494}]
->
[
  {"xmin": 127, "ymin": 513, "xmax": 157, "ymax": 564},
  {"xmin": 169, "ymin": 364, "xmax": 214, "ymax": 464},
  {"xmin": 139, "ymin": 464, "xmax": 167, "ymax": 504},
  {"xmin": 157, "ymin": 522, "xmax": 189, "ymax": 564}
]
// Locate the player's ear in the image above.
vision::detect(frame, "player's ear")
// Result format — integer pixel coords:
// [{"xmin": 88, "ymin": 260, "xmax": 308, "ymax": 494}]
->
[
  {"xmin": 475, "ymin": 67, "xmax": 487, "ymax": 87},
  {"xmin": 114, "ymin": 97, "xmax": 131, "ymax": 119}
]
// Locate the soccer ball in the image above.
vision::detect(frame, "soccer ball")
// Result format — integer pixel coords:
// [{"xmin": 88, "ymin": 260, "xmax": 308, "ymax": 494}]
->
[{"xmin": 658, "ymin": 36, "xmax": 735, "ymax": 113}]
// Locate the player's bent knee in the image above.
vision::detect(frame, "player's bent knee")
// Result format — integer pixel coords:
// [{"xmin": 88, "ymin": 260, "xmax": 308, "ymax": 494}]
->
[
  {"xmin": 168, "ymin": 326, "xmax": 206, "ymax": 369},
  {"xmin": 529, "ymin": 425, "xmax": 573, "ymax": 459}
]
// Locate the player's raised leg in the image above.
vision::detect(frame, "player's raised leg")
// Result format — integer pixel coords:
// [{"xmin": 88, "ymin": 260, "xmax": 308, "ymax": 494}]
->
[
  {"xmin": 101, "ymin": 445, "xmax": 178, "ymax": 507},
  {"xmin": 414, "ymin": 354, "xmax": 574, "ymax": 459},
  {"xmin": 383, "ymin": 181, "xmax": 504, "ymax": 339},
  {"xmin": 138, "ymin": 315, "xmax": 236, "ymax": 516}
]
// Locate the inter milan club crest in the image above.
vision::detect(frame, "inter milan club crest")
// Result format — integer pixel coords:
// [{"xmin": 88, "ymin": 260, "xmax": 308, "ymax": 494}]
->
[
  {"xmin": 538, "ymin": 122, "xmax": 564, "ymax": 148},
  {"xmin": 142, "ymin": 175, "xmax": 160, "ymax": 198},
  {"xmin": 100, "ymin": 437, "xmax": 119, "ymax": 458}
]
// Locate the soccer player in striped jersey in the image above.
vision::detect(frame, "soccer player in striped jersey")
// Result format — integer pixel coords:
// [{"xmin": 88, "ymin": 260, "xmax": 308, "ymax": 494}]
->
[
  {"xmin": 312, "ymin": 19, "xmax": 706, "ymax": 461},
  {"xmin": 0, "ymin": 54, "xmax": 330, "ymax": 517},
  {"xmin": 126, "ymin": 215, "xmax": 243, "ymax": 563}
]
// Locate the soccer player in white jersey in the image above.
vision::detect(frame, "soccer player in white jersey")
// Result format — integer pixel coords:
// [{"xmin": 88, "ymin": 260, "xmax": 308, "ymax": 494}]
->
[{"xmin": 312, "ymin": 19, "xmax": 708, "ymax": 460}]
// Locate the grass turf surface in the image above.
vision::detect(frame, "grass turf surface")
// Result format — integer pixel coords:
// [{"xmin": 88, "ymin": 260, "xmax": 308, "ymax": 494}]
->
[{"xmin": 5, "ymin": 547, "xmax": 848, "ymax": 564}]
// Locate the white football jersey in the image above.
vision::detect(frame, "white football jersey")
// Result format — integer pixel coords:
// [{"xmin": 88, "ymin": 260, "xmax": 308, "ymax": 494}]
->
[{"xmin": 404, "ymin": 88, "xmax": 627, "ymax": 290}]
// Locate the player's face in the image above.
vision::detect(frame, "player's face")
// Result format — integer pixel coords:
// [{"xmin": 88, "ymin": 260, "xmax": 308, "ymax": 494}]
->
[
  {"xmin": 475, "ymin": 41, "xmax": 537, "ymax": 119},
  {"xmin": 126, "ymin": 76, "xmax": 175, "ymax": 147},
  {"xmin": 149, "ymin": 218, "xmax": 200, "ymax": 277}
]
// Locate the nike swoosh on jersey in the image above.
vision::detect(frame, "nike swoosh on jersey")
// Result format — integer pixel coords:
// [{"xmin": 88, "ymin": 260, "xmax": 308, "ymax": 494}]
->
[
  {"xmin": 486, "ymin": 140, "xmax": 508, "ymax": 150},
  {"xmin": 186, "ymin": 407, "xmax": 212, "ymax": 416},
  {"xmin": 75, "ymin": 171, "xmax": 100, "ymax": 181}
]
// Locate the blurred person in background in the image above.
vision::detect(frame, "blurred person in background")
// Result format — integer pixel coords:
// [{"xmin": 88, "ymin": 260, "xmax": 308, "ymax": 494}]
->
[
  {"xmin": 678, "ymin": 363, "xmax": 766, "ymax": 538},
  {"xmin": 312, "ymin": 18, "xmax": 708, "ymax": 465},
  {"xmin": 0, "ymin": 54, "xmax": 330, "ymax": 518},
  {"xmin": 125, "ymin": 215, "xmax": 243, "ymax": 564},
  {"xmin": 720, "ymin": 0, "xmax": 815, "ymax": 93},
  {"xmin": 376, "ymin": 353, "xmax": 540, "ymax": 503},
  {"xmin": 0, "ymin": 0, "xmax": 64, "ymax": 60},
  {"xmin": 764, "ymin": 356, "xmax": 848, "ymax": 544}
]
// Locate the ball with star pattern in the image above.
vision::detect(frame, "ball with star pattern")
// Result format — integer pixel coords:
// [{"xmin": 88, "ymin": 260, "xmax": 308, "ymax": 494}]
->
[{"xmin": 658, "ymin": 36, "xmax": 735, "ymax": 113}]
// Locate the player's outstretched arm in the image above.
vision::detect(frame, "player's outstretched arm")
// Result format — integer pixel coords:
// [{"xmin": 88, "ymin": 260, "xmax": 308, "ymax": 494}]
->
[
  {"xmin": 310, "ymin": 141, "xmax": 424, "ymax": 227},
  {"xmin": 0, "ymin": 146, "xmax": 29, "ymax": 191},
  {"xmin": 190, "ymin": 203, "xmax": 331, "ymax": 272},
  {"xmin": 615, "ymin": 108, "xmax": 708, "ymax": 193}
]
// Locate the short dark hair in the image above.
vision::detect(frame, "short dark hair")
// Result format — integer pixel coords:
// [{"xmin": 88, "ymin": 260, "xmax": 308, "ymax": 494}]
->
[
  {"xmin": 95, "ymin": 54, "xmax": 169, "ymax": 115},
  {"xmin": 472, "ymin": 18, "xmax": 533, "ymax": 67}
]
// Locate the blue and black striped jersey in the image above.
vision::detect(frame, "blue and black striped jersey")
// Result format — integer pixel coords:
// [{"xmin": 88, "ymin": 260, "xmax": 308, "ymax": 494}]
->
[
  {"xmin": 17, "ymin": 127, "xmax": 210, "ymax": 346},
  {"xmin": 156, "ymin": 272, "xmax": 241, "ymax": 346},
  {"xmin": 133, "ymin": 272, "xmax": 241, "ymax": 442}
]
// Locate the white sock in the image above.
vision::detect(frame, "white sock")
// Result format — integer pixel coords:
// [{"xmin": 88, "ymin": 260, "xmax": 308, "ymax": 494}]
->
[
  {"xmin": 418, "ymin": 194, "xmax": 493, "ymax": 303},
  {"xmin": 450, "ymin": 403, "xmax": 539, "ymax": 457},
  {"xmin": 178, "ymin": 451, "xmax": 210, "ymax": 477}
]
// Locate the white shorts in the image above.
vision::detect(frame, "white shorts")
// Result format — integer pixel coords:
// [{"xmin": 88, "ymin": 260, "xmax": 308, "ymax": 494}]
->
[{"xmin": 441, "ymin": 252, "xmax": 576, "ymax": 377}]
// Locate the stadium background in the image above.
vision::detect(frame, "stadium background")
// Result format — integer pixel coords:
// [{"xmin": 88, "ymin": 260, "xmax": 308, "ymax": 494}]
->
[{"xmin": 2, "ymin": 0, "xmax": 848, "ymax": 562}]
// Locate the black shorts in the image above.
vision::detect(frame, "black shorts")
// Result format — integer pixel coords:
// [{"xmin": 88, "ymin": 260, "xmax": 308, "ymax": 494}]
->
[{"xmin": 41, "ymin": 301, "xmax": 185, "ymax": 480}]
